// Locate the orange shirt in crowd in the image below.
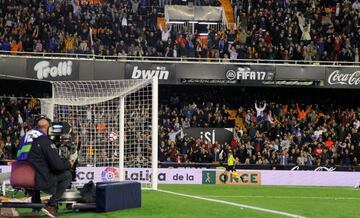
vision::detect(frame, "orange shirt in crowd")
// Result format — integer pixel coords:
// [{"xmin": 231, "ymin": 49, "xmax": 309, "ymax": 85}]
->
[
  {"xmin": 282, "ymin": 104, "xmax": 289, "ymax": 115},
  {"xmin": 325, "ymin": 140, "xmax": 335, "ymax": 149},
  {"xmin": 10, "ymin": 41, "xmax": 23, "ymax": 54},
  {"xmin": 225, "ymin": 109, "xmax": 237, "ymax": 120},
  {"xmin": 80, "ymin": 0, "xmax": 102, "ymax": 5},
  {"xmin": 176, "ymin": 37, "xmax": 187, "ymax": 46},
  {"xmin": 65, "ymin": 36, "xmax": 75, "ymax": 50},
  {"xmin": 297, "ymin": 105, "xmax": 311, "ymax": 120},
  {"xmin": 97, "ymin": 122, "xmax": 106, "ymax": 133}
]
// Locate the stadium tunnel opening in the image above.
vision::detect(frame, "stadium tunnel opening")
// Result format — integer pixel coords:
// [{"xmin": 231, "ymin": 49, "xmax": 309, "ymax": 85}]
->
[
  {"xmin": 0, "ymin": 78, "xmax": 51, "ymax": 98},
  {"xmin": 0, "ymin": 79, "xmax": 358, "ymax": 109}
]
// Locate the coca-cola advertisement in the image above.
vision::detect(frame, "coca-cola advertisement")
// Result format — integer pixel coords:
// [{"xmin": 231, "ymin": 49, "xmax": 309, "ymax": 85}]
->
[{"xmin": 326, "ymin": 68, "xmax": 360, "ymax": 88}]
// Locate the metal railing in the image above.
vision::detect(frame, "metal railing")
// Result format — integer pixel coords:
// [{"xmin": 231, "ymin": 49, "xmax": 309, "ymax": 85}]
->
[{"xmin": 0, "ymin": 50, "xmax": 359, "ymax": 66}]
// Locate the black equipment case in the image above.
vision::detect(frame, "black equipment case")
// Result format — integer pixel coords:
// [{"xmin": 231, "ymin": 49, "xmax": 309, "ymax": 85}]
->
[{"xmin": 95, "ymin": 181, "xmax": 141, "ymax": 212}]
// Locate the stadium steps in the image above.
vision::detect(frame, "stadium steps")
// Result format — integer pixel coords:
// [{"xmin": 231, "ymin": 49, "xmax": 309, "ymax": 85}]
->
[{"xmin": 219, "ymin": 0, "xmax": 235, "ymax": 29}]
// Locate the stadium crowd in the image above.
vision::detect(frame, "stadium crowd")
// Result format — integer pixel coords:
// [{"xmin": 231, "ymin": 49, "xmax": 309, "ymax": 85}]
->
[
  {"xmin": 158, "ymin": 87, "xmax": 360, "ymax": 167},
  {"xmin": 0, "ymin": 94, "xmax": 41, "ymax": 160},
  {"xmin": 0, "ymin": 86, "xmax": 359, "ymax": 168},
  {"xmin": 0, "ymin": 0, "xmax": 360, "ymax": 62}
]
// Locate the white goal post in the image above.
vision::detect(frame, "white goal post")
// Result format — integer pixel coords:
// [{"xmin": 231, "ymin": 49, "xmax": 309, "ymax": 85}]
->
[{"xmin": 40, "ymin": 78, "xmax": 158, "ymax": 190}]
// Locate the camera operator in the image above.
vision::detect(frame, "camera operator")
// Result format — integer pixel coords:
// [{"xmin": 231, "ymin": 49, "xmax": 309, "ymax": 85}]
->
[{"xmin": 17, "ymin": 115, "xmax": 78, "ymax": 217}]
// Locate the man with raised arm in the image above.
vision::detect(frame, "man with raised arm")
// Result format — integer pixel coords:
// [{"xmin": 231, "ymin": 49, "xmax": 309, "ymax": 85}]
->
[{"xmin": 255, "ymin": 101, "xmax": 267, "ymax": 123}]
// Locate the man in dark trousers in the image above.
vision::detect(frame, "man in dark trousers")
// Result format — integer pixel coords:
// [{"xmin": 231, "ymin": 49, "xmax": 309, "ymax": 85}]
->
[{"xmin": 17, "ymin": 115, "xmax": 77, "ymax": 217}]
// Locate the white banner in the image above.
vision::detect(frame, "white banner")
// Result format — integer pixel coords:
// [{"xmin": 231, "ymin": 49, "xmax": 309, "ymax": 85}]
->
[
  {"xmin": 75, "ymin": 167, "xmax": 202, "ymax": 184},
  {"xmin": 3, "ymin": 166, "xmax": 360, "ymax": 186}
]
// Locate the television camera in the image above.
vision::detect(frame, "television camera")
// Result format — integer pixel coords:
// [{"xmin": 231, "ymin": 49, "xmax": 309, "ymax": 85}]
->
[
  {"xmin": 48, "ymin": 121, "xmax": 80, "ymax": 181},
  {"xmin": 49, "ymin": 122, "xmax": 79, "ymax": 159}
]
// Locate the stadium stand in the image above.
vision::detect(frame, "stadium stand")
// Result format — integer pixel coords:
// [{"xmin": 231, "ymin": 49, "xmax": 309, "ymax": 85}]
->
[
  {"xmin": 0, "ymin": 0, "xmax": 359, "ymax": 62},
  {"xmin": 0, "ymin": 85, "xmax": 359, "ymax": 167},
  {"xmin": 0, "ymin": 94, "xmax": 40, "ymax": 160},
  {"xmin": 158, "ymin": 86, "xmax": 360, "ymax": 167}
]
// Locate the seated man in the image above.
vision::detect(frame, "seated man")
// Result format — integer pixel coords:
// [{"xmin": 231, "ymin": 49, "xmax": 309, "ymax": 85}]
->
[{"xmin": 17, "ymin": 115, "xmax": 77, "ymax": 217}]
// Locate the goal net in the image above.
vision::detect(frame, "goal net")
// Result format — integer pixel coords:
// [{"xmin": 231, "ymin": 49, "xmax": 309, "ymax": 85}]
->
[{"xmin": 40, "ymin": 79, "xmax": 158, "ymax": 190}]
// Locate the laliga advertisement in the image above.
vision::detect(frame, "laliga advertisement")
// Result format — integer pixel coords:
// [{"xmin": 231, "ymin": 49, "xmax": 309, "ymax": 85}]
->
[
  {"xmin": 74, "ymin": 167, "xmax": 260, "ymax": 185},
  {"xmin": 74, "ymin": 167, "xmax": 203, "ymax": 184}
]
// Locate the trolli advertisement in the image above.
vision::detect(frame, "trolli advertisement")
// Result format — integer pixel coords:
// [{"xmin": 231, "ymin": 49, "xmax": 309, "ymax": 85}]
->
[
  {"xmin": 125, "ymin": 63, "xmax": 176, "ymax": 84},
  {"xmin": 183, "ymin": 128, "xmax": 234, "ymax": 144},
  {"xmin": 26, "ymin": 59, "xmax": 79, "ymax": 81},
  {"xmin": 325, "ymin": 67, "xmax": 360, "ymax": 88}
]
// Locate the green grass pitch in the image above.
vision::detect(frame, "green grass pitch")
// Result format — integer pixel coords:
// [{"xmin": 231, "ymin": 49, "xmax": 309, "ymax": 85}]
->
[{"xmin": 17, "ymin": 185, "xmax": 360, "ymax": 218}]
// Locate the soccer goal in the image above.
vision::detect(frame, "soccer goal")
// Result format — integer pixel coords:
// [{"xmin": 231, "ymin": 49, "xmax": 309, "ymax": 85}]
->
[{"xmin": 40, "ymin": 78, "xmax": 158, "ymax": 190}]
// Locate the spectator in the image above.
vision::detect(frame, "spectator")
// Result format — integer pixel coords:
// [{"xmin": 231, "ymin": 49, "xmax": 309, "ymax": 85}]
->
[
  {"xmin": 255, "ymin": 101, "xmax": 266, "ymax": 122},
  {"xmin": 156, "ymin": 86, "xmax": 360, "ymax": 166},
  {"xmin": 0, "ymin": 0, "xmax": 358, "ymax": 63},
  {"xmin": 34, "ymin": 40, "xmax": 43, "ymax": 52},
  {"xmin": 296, "ymin": 104, "xmax": 311, "ymax": 121},
  {"xmin": 304, "ymin": 152, "xmax": 313, "ymax": 166},
  {"xmin": 228, "ymin": 44, "xmax": 238, "ymax": 60},
  {"xmin": 0, "ymin": 37, "xmax": 11, "ymax": 52},
  {"xmin": 159, "ymin": 24, "xmax": 171, "ymax": 42},
  {"xmin": 10, "ymin": 39, "xmax": 23, "ymax": 54},
  {"xmin": 352, "ymin": 0, "xmax": 360, "ymax": 10},
  {"xmin": 279, "ymin": 150, "xmax": 289, "ymax": 165}
]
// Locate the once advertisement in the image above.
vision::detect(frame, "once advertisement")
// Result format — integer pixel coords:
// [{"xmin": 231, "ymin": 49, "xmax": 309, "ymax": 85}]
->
[
  {"xmin": 26, "ymin": 59, "xmax": 79, "ymax": 81},
  {"xmin": 201, "ymin": 169, "xmax": 360, "ymax": 187},
  {"xmin": 183, "ymin": 128, "xmax": 234, "ymax": 144},
  {"xmin": 125, "ymin": 63, "xmax": 176, "ymax": 83},
  {"xmin": 325, "ymin": 67, "xmax": 360, "ymax": 88},
  {"xmin": 202, "ymin": 170, "xmax": 261, "ymax": 185}
]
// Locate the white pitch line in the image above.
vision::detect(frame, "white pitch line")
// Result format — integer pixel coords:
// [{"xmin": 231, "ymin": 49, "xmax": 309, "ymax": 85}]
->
[
  {"xmin": 199, "ymin": 195, "xmax": 360, "ymax": 200},
  {"xmin": 158, "ymin": 189, "xmax": 306, "ymax": 218}
]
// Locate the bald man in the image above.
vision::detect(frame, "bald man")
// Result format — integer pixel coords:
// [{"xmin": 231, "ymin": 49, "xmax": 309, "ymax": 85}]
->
[{"xmin": 19, "ymin": 116, "xmax": 75, "ymax": 217}]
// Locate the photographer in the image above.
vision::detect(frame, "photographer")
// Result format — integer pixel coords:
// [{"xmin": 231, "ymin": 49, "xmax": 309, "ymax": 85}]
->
[{"xmin": 17, "ymin": 116, "xmax": 77, "ymax": 217}]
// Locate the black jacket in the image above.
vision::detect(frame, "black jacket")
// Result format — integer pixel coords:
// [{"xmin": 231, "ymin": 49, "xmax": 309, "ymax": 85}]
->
[{"xmin": 27, "ymin": 135, "xmax": 71, "ymax": 193}]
